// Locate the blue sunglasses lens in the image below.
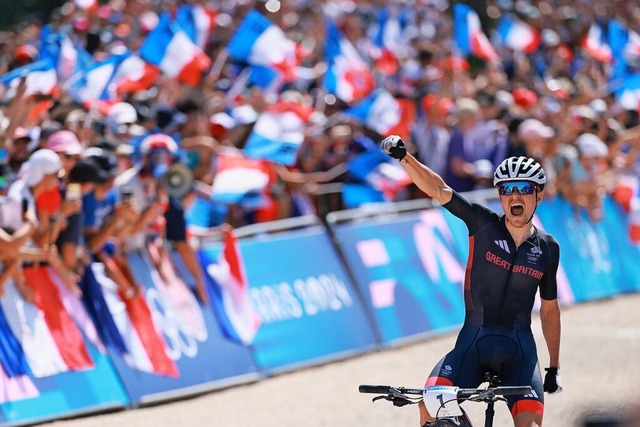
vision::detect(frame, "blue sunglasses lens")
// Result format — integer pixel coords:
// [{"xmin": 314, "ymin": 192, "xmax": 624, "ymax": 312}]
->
[{"xmin": 499, "ymin": 181, "xmax": 535, "ymax": 195}]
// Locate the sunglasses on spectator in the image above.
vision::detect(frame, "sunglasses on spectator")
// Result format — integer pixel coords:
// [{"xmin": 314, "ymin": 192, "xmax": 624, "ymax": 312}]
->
[{"xmin": 498, "ymin": 181, "xmax": 537, "ymax": 196}]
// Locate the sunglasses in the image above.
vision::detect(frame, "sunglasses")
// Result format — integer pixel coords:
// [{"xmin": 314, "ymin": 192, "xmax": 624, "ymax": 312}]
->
[{"xmin": 498, "ymin": 181, "xmax": 537, "ymax": 196}]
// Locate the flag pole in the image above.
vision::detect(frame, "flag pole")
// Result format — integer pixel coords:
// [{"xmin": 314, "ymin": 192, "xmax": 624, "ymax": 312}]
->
[
  {"xmin": 208, "ymin": 47, "xmax": 229, "ymax": 81},
  {"xmin": 224, "ymin": 67, "xmax": 252, "ymax": 105}
]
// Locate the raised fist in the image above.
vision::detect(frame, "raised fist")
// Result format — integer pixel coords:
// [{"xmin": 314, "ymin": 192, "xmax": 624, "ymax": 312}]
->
[{"xmin": 380, "ymin": 135, "xmax": 407, "ymax": 160}]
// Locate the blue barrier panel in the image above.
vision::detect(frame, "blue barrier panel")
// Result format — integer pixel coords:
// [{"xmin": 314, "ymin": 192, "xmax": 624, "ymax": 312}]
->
[
  {"xmin": 199, "ymin": 226, "xmax": 378, "ymax": 374},
  {"xmin": 535, "ymin": 197, "xmax": 618, "ymax": 302},
  {"xmin": 0, "ymin": 344, "xmax": 128, "ymax": 426},
  {"xmin": 598, "ymin": 197, "xmax": 640, "ymax": 293},
  {"xmin": 0, "ymin": 281, "xmax": 129, "ymax": 426},
  {"xmin": 332, "ymin": 207, "xmax": 468, "ymax": 346},
  {"xmin": 103, "ymin": 250, "xmax": 260, "ymax": 406}
]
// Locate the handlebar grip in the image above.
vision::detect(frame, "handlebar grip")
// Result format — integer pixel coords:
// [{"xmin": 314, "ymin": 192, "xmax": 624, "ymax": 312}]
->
[
  {"xmin": 495, "ymin": 386, "xmax": 532, "ymax": 396},
  {"xmin": 359, "ymin": 385, "xmax": 391, "ymax": 394}
]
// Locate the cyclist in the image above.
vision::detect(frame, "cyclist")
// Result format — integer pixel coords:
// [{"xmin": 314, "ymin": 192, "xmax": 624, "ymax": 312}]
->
[{"xmin": 381, "ymin": 135, "xmax": 562, "ymax": 427}]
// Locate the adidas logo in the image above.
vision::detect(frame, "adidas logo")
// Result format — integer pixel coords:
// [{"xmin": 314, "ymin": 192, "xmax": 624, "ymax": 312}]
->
[{"xmin": 495, "ymin": 240, "xmax": 510, "ymax": 253}]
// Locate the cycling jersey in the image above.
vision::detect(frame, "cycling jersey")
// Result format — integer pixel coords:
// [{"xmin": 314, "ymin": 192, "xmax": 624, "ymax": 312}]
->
[
  {"xmin": 425, "ymin": 191, "xmax": 560, "ymax": 417},
  {"xmin": 444, "ymin": 191, "xmax": 559, "ymax": 330}
]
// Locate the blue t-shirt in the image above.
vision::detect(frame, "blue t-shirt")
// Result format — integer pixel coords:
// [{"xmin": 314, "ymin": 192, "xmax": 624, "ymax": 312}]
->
[{"xmin": 83, "ymin": 189, "xmax": 119, "ymax": 230}]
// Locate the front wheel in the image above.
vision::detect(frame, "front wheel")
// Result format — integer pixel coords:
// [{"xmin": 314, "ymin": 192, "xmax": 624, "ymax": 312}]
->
[{"xmin": 423, "ymin": 408, "xmax": 473, "ymax": 427}]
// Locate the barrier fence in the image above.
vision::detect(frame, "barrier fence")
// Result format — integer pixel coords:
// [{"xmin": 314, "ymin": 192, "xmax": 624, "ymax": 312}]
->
[{"xmin": 0, "ymin": 193, "xmax": 639, "ymax": 426}]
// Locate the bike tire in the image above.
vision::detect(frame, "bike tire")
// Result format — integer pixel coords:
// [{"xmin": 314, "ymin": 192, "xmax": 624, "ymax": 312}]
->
[{"xmin": 424, "ymin": 408, "xmax": 474, "ymax": 427}]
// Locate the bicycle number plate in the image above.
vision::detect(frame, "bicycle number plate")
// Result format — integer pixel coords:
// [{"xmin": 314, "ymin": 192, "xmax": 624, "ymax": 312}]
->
[{"xmin": 423, "ymin": 385, "xmax": 463, "ymax": 417}]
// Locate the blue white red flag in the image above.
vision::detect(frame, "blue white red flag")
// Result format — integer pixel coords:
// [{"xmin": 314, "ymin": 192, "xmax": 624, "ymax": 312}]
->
[
  {"xmin": 244, "ymin": 100, "xmax": 313, "ymax": 165},
  {"xmin": 66, "ymin": 52, "xmax": 158, "ymax": 103},
  {"xmin": 582, "ymin": 22, "xmax": 612, "ymax": 63},
  {"xmin": 140, "ymin": 12, "xmax": 211, "ymax": 86},
  {"xmin": 90, "ymin": 261, "xmax": 179, "ymax": 377},
  {"xmin": 344, "ymin": 90, "xmax": 415, "ymax": 140},
  {"xmin": 201, "ymin": 230, "xmax": 261, "ymax": 345},
  {"xmin": 369, "ymin": 8, "xmax": 408, "ymax": 76},
  {"xmin": 496, "ymin": 14, "xmax": 540, "ymax": 53},
  {"xmin": 211, "ymin": 150, "xmax": 273, "ymax": 208},
  {"xmin": 39, "ymin": 26, "xmax": 94, "ymax": 83},
  {"xmin": 348, "ymin": 148, "xmax": 412, "ymax": 202},
  {"xmin": 453, "ymin": 4, "xmax": 499, "ymax": 62},
  {"xmin": 176, "ymin": 5, "xmax": 217, "ymax": 49},
  {"xmin": 609, "ymin": 20, "xmax": 640, "ymax": 81},
  {"xmin": 324, "ymin": 20, "xmax": 376, "ymax": 104},
  {"xmin": 227, "ymin": 10, "xmax": 303, "ymax": 84},
  {"xmin": 0, "ymin": 58, "xmax": 57, "ymax": 97}
]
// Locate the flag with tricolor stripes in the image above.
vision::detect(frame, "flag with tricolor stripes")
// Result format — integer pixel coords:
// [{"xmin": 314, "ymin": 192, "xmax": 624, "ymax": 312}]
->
[
  {"xmin": 140, "ymin": 11, "xmax": 211, "ymax": 86},
  {"xmin": 200, "ymin": 230, "xmax": 261, "ymax": 345}
]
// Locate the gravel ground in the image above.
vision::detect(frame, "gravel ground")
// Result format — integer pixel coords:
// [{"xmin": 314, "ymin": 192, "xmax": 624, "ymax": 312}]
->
[{"xmin": 44, "ymin": 293, "xmax": 640, "ymax": 427}]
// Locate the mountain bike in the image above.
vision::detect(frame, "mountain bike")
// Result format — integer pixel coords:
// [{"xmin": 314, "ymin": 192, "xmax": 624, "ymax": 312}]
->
[{"xmin": 359, "ymin": 372, "xmax": 532, "ymax": 427}]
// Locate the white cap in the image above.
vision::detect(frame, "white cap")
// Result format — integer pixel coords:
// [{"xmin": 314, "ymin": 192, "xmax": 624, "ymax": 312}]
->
[
  {"xmin": 108, "ymin": 102, "xmax": 137, "ymax": 125},
  {"xmin": 576, "ymin": 133, "xmax": 608, "ymax": 158},
  {"xmin": 19, "ymin": 149, "xmax": 63, "ymax": 186},
  {"xmin": 518, "ymin": 118, "xmax": 555, "ymax": 140},
  {"xmin": 571, "ymin": 105, "xmax": 596, "ymax": 122},
  {"xmin": 107, "ymin": 102, "xmax": 144, "ymax": 135}
]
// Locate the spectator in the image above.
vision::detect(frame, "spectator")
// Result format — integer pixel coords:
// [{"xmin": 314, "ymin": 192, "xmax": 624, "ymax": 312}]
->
[{"xmin": 444, "ymin": 98, "xmax": 496, "ymax": 192}]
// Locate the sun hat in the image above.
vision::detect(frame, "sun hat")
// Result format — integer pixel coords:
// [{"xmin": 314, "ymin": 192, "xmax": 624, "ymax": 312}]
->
[{"xmin": 46, "ymin": 130, "xmax": 83, "ymax": 155}]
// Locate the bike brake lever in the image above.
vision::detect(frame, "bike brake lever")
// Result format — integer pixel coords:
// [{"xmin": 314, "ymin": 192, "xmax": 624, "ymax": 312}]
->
[{"xmin": 372, "ymin": 395, "xmax": 388, "ymax": 403}]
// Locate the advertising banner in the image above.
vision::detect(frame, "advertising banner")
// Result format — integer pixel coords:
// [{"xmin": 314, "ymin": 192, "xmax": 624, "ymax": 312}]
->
[
  {"xmin": 592, "ymin": 197, "xmax": 640, "ymax": 293},
  {"xmin": 199, "ymin": 226, "xmax": 378, "ymax": 374},
  {"xmin": 332, "ymin": 208, "xmax": 468, "ymax": 345},
  {"xmin": 102, "ymin": 249, "xmax": 260, "ymax": 406},
  {"xmin": 535, "ymin": 197, "xmax": 618, "ymax": 302},
  {"xmin": 0, "ymin": 279, "xmax": 129, "ymax": 426}
]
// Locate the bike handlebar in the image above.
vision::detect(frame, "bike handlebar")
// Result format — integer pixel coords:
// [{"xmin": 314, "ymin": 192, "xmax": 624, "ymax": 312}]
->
[{"xmin": 358, "ymin": 385, "xmax": 532, "ymax": 398}]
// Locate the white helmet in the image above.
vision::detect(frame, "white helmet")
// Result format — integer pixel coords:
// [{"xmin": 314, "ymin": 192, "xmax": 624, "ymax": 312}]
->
[{"xmin": 493, "ymin": 156, "xmax": 546, "ymax": 187}]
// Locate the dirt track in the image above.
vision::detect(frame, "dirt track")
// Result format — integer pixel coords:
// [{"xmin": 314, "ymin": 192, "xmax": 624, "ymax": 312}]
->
[{"xmin": 45, "ymin": 293, "xmax": 640, "ymax": 427}]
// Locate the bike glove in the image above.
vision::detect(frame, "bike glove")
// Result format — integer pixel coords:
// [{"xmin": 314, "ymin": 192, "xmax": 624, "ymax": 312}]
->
[
  {"xmin": 380, "ymin": 135, "xmax": 407, "ymax": 160},
  {"xmin": 543, "ymin": 367, "xmax": 563, "ymax": 394}
]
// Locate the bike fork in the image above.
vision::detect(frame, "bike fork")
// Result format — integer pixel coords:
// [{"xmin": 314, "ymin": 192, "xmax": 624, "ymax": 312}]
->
[{"xmin": 484, "ymin": 401, "xmax": 495, "ymax": 427}]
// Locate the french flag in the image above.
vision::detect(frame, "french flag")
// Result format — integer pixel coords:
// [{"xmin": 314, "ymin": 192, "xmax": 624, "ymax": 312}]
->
[
  {"xmin": 453, "ymin": 4, "xmax": 500, "ymax": 62},
  {"xmin": 91, "ymin": 260, "xmax": 179, "ymax": 377},
  {"xmin": 344, "ymin": 90, "xmax": 415, "ymax": 140},
  {"xmin": 609, "ymin": 20, "xmax": 640, "ymax": 81},
  {"xmin": 200, "ymin": 230, "xmax": 261, "ymax": 345},
  {"xmin": 582, "ymin": 22, "xmax": 612, "ymax": 63},
  {"xmin": 176, "ymin": 4, "xmax": 217, "ymax": 50},
  {"xmin": 109, "ymin": 52, "xmax": 160, "ymax": 95},
  {"xmin": 243, "ymin": 100, "xmax": 313, "ymax": 166},
  {"xmin": 140, "ymin": 12, "xmax": 211, "ymax": 86},
  {"xmin": 324, "ymin": 20, "xmax": 376, "ymax": 104},
  {"xmin": 496, "ymin": 14, "xmax": 540, "ymax": 53},
  {"xmin": 39, "ymin": 27, "xmax": 94, "ymax": 83},
  {"xmin": 370, "ymin": 8, "xmax": 407, "ymax": 76},
  {"xmin": 66, "ymin": 52, "xmax": 158, "ymax": 103},
  {"xmin": 66, "ymin": 54, "xmax": 126, "ymax": 102},
  {"xmin": 211, "ymin": 150, "xmax": 273, "ymax": 208},
  {"xmin": 0, "ymin": 58, "xmax": 57, "ymax": 98},
  {"xmin": 228, "ymin": 10, "xmax": 303, "ymax": 83},
  {"xmin": 348, "ymin": 148, "xmax": 412, "ymax": 202}
]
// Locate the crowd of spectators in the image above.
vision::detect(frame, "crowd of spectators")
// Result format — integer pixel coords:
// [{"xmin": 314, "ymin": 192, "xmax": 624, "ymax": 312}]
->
[{"xmin": 1, "ymin": 0, "xmax": 640, "ymax": 303}]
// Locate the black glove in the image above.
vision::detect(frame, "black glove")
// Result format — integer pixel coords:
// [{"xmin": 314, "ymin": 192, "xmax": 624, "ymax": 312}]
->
[
  {"xmin": 380, "ymin": 135, "xmax": 407, "ymax": 160},
  {"xmin": 543, "ymin": 367, "xmax": 563, "ymax": 394}
]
